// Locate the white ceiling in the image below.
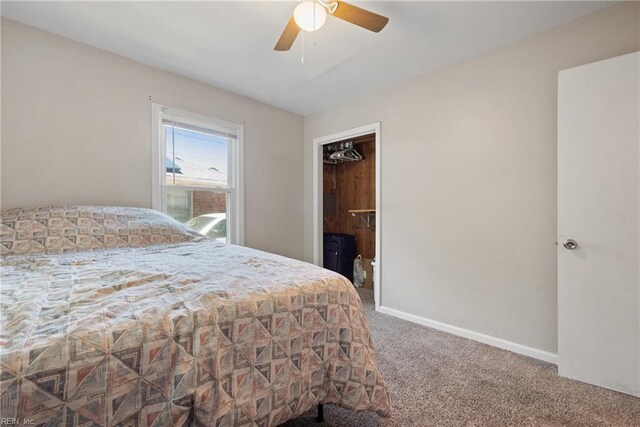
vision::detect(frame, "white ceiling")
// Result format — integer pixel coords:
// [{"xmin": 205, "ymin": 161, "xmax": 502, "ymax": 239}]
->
[{"xmin": 2, "ymin": 1, "xmax": 614, "ymax": 115}]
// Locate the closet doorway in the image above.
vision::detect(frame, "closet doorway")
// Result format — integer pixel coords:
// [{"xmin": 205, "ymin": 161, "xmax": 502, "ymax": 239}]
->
[{"xmin": 313, "ymin": 123, "xmax": 381, "ymax": 309}]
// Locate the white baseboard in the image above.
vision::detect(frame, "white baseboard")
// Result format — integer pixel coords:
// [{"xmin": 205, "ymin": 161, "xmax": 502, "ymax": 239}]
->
[{"xmin": 377, "ymin": 305, "xmax": 558, "ymax": 365}]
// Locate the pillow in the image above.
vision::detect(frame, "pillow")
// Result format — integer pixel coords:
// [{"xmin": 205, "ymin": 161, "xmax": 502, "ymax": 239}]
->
[{"xmin": 0, "ymin": 206, "xmax": 200, "ymax": 256}]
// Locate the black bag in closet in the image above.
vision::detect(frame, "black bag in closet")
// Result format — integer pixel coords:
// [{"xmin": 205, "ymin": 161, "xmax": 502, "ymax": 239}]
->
[{"xmin": 323, "ymin": 233, "xmax": 356, "ymax": 282}]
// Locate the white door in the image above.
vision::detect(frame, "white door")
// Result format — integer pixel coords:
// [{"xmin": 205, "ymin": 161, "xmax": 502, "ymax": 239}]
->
[{"xmin": 558, "ymin": 52, "xmax": 640, "ymax": 397}]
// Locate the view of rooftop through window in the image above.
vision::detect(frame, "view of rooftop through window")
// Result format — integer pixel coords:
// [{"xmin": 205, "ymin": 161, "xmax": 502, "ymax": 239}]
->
[
  {"xmin": 165, "ymin": 124, "xmax": 229, "ymax": 187},
  {"xmin": 155, "ymin": 106, "xmax": 241, "ymax": 245}
]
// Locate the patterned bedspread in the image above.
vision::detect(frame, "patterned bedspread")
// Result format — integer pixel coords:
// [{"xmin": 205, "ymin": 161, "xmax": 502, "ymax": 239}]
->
[{"xmin": 0, "ymin": 207, "xmax": 390, "ymax": 426}]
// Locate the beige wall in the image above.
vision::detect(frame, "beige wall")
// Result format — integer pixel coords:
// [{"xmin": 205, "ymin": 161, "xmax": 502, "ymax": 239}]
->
[
  {"xmin": 304, "ymin": 2, "xmax": 640, "ymax": 354},
  {"xmin": 1, "ymin": 18, "xmax": 304, "ymax": 259}
]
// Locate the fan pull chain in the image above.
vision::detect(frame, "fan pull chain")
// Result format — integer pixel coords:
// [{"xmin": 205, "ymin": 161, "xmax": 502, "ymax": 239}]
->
[
  {"xmin": 312, "ymin": 2, "xmax": 318, "ymax": 47},
  {"xmin": 301, "ymin": 31, "xmax": 305, "ymax": 64}
]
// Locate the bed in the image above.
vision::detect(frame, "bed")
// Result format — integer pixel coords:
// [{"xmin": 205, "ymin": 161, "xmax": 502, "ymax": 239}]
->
[{"xmin": 0, "ymin": 206, "xmax": 390, "ymax": 426}]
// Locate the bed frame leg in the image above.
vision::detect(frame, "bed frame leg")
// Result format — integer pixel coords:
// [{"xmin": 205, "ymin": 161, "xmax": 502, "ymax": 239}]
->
[{"xmin": 316, "ymin": 404, "xmax": 324, "ymax": 423}]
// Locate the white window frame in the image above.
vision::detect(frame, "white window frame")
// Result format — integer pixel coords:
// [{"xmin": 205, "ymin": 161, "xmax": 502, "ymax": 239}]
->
[{"xmin": 151, "ymin": 103, "xmax": 244, "ymax": 245}]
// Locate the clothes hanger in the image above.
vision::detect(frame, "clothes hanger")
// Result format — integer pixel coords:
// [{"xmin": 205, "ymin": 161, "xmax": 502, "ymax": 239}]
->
[{"xmin": 326, "ymin": 141, "xmax": 363, "ymax": 163}]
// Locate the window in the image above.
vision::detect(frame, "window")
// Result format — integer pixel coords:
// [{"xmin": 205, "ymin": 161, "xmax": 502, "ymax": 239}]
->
[{"xmin": 152, "ymin": 104, "xmax": 244, "ymax": 244}]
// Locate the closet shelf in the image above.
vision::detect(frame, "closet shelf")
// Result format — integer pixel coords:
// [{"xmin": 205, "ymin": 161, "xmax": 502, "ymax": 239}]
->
[{"xmin": 349, "ymin": 209, "xmax": 376, "ymax": 228}]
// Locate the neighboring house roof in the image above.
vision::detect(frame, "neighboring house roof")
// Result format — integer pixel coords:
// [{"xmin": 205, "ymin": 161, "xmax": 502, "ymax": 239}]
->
[
  {"xmin": 166, "ymin": 158, "xmax": 182, "ymax": 173},
  {"xmin": 166, "ymin": 157, "xmax": 226, "ymax": 187}
]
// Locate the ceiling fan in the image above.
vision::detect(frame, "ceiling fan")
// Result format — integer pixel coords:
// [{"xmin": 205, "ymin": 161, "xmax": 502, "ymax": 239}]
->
[{"xmin": 274, "ymin": 0, "xmax": 389, "ymax": 51}]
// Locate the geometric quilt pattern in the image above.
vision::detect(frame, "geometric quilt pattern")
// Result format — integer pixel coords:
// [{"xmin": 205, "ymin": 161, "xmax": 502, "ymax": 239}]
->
[
  {"xmin": 0, "ymin": 205, "xmax": 201, "ymax": 256},
  {"xmin": 0, "ymin": 206, "xmax": 391, "ymax": 426}
]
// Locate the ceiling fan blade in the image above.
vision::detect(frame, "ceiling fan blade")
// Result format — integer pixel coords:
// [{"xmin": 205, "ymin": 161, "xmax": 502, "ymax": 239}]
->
[
  {"xmin": 332, "ymin": 1, "xmax": 389, "ymax": 33},
  {"xmin": 274, "ymin": 16, "xmax": 300, "ymax": 51}
]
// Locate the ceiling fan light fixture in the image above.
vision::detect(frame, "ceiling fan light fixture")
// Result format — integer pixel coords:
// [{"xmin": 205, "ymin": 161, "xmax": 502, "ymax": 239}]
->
[
  {"xmin": 293, "ymin": 1, "xmax": 327, "ymax": 32},
  {"xmin": 275, "ymin": 0, "xmax": 388, "ymax": 51}
]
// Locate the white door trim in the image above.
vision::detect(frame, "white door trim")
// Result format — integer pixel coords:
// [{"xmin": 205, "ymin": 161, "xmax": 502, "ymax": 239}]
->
[{"xmin": 312, "ymin": 122, "xmax": 382, "ymax": 310}]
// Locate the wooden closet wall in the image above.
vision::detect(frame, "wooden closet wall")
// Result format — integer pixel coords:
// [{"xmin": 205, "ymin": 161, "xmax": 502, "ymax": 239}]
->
[{"xmin": 323, "ymin": 133, "xmax": 376, "ymax": 259}]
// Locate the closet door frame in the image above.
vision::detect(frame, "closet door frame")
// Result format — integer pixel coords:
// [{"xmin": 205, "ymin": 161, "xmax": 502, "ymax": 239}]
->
[{"xmin": 312, "ymin": 122, "xmax": 382, "ymax": 310}]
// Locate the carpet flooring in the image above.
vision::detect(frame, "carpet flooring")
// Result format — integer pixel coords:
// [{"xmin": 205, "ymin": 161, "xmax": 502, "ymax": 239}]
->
[{"xmin": 282, "ymin": 289, "xmax": 640, "ymax": 426}]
